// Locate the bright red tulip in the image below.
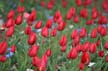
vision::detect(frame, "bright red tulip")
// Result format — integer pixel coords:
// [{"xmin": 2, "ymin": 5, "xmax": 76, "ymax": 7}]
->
[{"xmin": 41, "ymin": 27, "xmax": 49, "ymax": 37}]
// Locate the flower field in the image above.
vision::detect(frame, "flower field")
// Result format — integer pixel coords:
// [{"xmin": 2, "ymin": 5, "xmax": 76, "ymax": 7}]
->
[{"xmin": 0, "ymin": 0, "xmax": 108, "ymax": 71}]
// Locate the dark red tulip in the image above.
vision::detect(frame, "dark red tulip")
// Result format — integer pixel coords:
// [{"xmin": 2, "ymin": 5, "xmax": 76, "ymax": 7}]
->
[
  {"xmin": 96, "ymin": 39, "xmax": 101, "ymax": 46},
  {"xmin": 62, "ymin": 0, "xmax": 67, "ymax": 8},
  {"xmin": 98, "ymin": 50, "xmax": 104, "ymax": 57}
]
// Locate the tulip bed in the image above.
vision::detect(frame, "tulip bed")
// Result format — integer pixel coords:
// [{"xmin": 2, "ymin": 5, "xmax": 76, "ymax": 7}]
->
[{"xmin": 0, "ymin": 0, "xmax": 108, "ymax": 71}]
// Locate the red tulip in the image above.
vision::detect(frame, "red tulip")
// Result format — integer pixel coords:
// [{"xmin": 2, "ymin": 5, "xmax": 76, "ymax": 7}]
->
[
  {"xmin": 82, "ymin": 42, "xmax": 90, "ymax": 52},
  {"xmin": 70, "ymin": 47, "xmax": 78, "ymax": 59},
  {"xmin": 32, "ymin": 56, "xmax": 41, "ymax": 67},
  {"xmin": 99, "ymin": 27, "xmax": 106, "ymax": 37},
  {"xmin": 86, "ymin": 20, "xmax": 94, "ymax": 25},
  {"xmin": 28, "ymin": 32, "xmax": 37, "ymax": 45},
  {"xmin": 80, "ymin": 8, "xmax": 88, "ymax": 18},
  {"xmin": 50, "ymin": 28, "xmax": 57, "ymax": 37},
  {"xmin": 62, "ymin": 0, "xmax": 67, "ymax": 8},
  {"xmin": 89, "ymin": 43, "xmax": 97, "ymax": 53},
  {"xmin": 69, "ymin": 7, "xmax": 76, "ymax": 17},
  {"xmin": 35, "ymin": 20, "xmax": 42, "ymax": 29},
  {"xmin": 75, "ymin": 0, "xmax": 82, "ymax": 6},
  {"xmin": 79, "ymin": 28, "xmax": 87, "ymax": 38},
  {"xmin": 47, "ymin": 2, "xmax": 54, "ymax": 10},
  {"xmin": 91, "ymin": 7, "xmax": 98, "ymax": 19},
  {"xmin": 104, "ymin": 41, "xmax": 108, "ymax": 50},
  {"xmin": 98, "ymin": 16, "xmax": 107, "ymax": 24},
  {"xmin": 73, "ymin": 15, "xmax": 79, "ymax": 23},
  {"xmin": 60, "ymin": 45, "xmax": 67, "ymax": 52},
  {"xmin": 79, "ymin": 62, "xmax": 84, "ymax": 70},
  {"xmin": 0, "ymin": 41, "xmax": 7, "ymax": 55},
  {"xmin": 71, "ymin": 29, "xmax": 78, "ymax": 39},
  {"xmin": 6, "ymin": 26, "xmax": 14, "ymax": 37},
  {"xmin": 25, "ymin": 26, "xmax": 32, "ymax": 35},
  {"xmin": 98, "ymin": 50, "xmax": 104, "ymax": 57},
  {"xmin": 17, "ymin": 6, "xmax": 25, "ymax": 13},
  {"xmin": 73, "ymin": 36, "xmax": 80, "ymax": 45},
  {"xmin": 54, "ymin": 10, "xmax": 62, "ymax": 23},
  {"xmin": 6, "ymin": 19, "xmax": 14, "ymax": 28},
  {"xmin": 40, "ymin": 1, "xmax": 46, "ymax": 7},
  {"xmin": 10, "ymin": 45, "xmax": 16, "ymax": 53},
  {"xmin": 46, "ymin": 19, "xmax": 53, "ymax": 28},
  {"xmin": 57, "ymin": 21, "xmax": 66, "ymax": 31},
  {"xmin": 15, "ymin": 15, "xmax": 22, "ymax": 25},
  {"xmin": 45, "ymin": 48, "xmax": 52, "ymax": 57},
  {"xmin": 59, "ymin": 35, "xmax": 67, "ymax": 46},
  {"xmin": 81, "ymin": 52, "xmax": 90, "ymax": 65},
  {"xmin": 28, "ymin": 45, "xmax": 39, "ymax": 57},
  {"xmin": 41, "ymin": 27, "xmax": 49, "ymax": 37},
  {"xmin": 96, "ymin": 39, "xmax": 101, "ymax": 46},
  {"xmin": 0, "ymin": 56, "xmax": 7, "ymax": 62},
  {"xmin": 83, "ymin": 0, "xmax": 92, "ymax": 6},
  {"xmin": 105, "ymin": 55, "xmax": 108, "ymax": 62},
  {"xmin": 7, "ymin": 9, "xmax": 15, "ymax": 19},
  {"xmin": 90, "ymin": 28, "xmax": 98, "ymax": 38}
]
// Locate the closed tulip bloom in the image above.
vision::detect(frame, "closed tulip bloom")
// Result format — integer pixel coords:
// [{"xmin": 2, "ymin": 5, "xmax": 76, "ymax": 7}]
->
[
  {"xmin": 41, "ymin": 27, "xmax": 49, "ymax": 37},
  {"xmin": 28, "ymin": 45, "xmax": 39, "ymax": 57},
  {"xmin": 90, "ymin": 28, "xmax": 98, "ymax": 38},
  {"xmin": 98, "ymin": 50, "xmax": 104, "ymax": 57},
  {"xmin": 81, "ymin": 52, "xmax": 90, "ymax": 65},
  {"xmin": 59, "ymin": 35, "xmax": 67, "ymax": 46},
  {"xmin": 7, "ymin": 9, "xmax": 15, "ymax": 19},
  {"xmin": 15, "ymin": 15, "xmax": 23, "ymax": 25},
  {"xmin": 71, "ymin": 29, "xmax": 78, "ymax": 39},
  {"xmin": 57, "ymin": 21, "xmax": 66, "ymax": 31},
  {"xmin": 0, "ymin": 41, "xmax": 7, "ymax": 55},
  {"xmin": 50, "ymin": 28, "xmax": 57, "ymax": 37},
  {"xmin": 6, "ymin": 26, "xmax": 14, "ymax": 37},
  {"xmin": 35, "ymin": 20, "xmax": 42, "ymax": 29},
  {"xmin": 89, "ymin": 43, "xmax": 97, "ymax": 53},
  {"xmin": 28, "ymin": 32, "xmax": 37, "ymax": 45},
  {"xmin": 0, "ymin": 55, "xmax": 7, "ymax": 62},
  {"xmin": 104, "ymin": 41, "xmax": 108, "ymax": 50},
  {"xmin": 45, "ymin": 19, "xmax": 53, "ymax": 28}
]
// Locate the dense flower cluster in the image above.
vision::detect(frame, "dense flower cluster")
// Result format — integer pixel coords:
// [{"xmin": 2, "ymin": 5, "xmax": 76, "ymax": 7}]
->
[{"xmin": 0, "ymin": 0, "xmax": 108, "ymax": 71}]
